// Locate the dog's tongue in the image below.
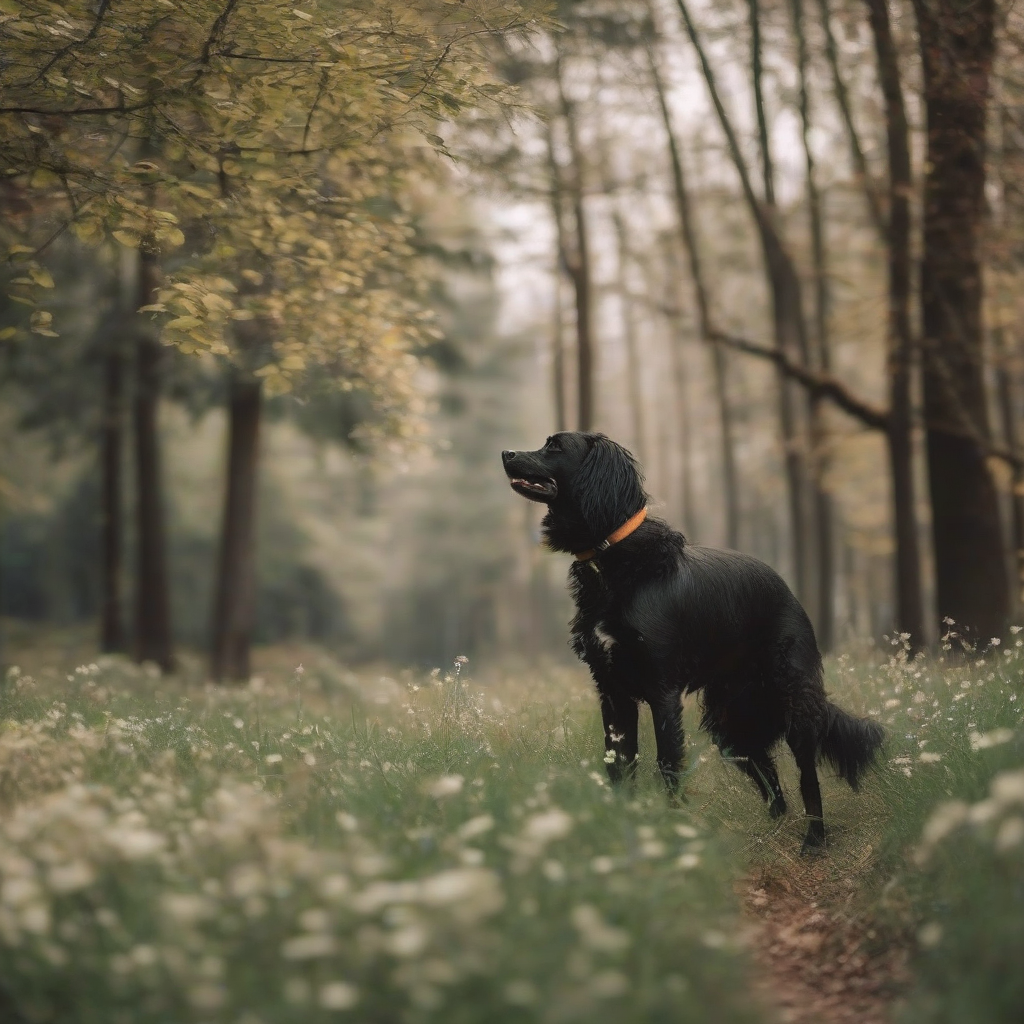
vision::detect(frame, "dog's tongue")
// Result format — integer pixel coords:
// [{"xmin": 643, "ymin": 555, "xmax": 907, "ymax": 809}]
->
[{"xmin": 511, "ymin": 478, "xmax": 548, "ymax": 493}]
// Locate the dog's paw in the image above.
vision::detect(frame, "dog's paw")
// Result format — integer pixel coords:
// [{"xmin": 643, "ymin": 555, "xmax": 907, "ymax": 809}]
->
[{"xmin": 800, "ymin": 822, "xmax": 826, "ymax": 857}]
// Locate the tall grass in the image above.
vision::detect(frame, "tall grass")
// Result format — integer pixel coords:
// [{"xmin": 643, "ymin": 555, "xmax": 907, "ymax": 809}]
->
[
  {"xmin": 0, "ymin": 627, "xmax": 1021, "ymax": 1023},
  {"xmin": 0, "ymin": 653, "xmax": 762, "ymax": 1024}
]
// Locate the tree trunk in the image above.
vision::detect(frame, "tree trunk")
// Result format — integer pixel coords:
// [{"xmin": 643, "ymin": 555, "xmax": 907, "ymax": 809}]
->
[
  {"xmin": 211, "ymin": 375, "xmax": 262, "ymax": 682},
  {"xmin": 611, "ymin": 209, "xmax": 648, "ymax": 465},
  {"xmin": 816, "ymin": 0, "xmax": 886, "ymax": 235},
  {"xmin": 552, "ymin": 268, "xmax": 568, "ymax": 433},
  {"xmin": 661, "ymin": 238, "xmax": 697, "ymax": 533},
  {"xmin": 995, "ymin": 330, "xmax": 1024, "ymax": 615},
  {"xmin": 864, "ymin": 0, "xmax": 927, "ymax": 647},
  {"xmin": 912, "ymin": 0, "xmax": 1007, "ymax": 641},
  {"xmin": 556, "ymin": 65, "xmax": 596, "ymax": 432},
  {"xmin": 792, "ymin": 0, "xmax": 835, "ymax": 649},
  {"xmin": 133, "ymin": 244, "xmax": 175, "ymax": 672},
  {"xmin": 545, "ymin": 122, "xmax": 573, "ymax": 433},
  {"xmin": 100, "ymin": 332, "xmax": 125, "ymax": 653},
  {"xmin": 645, "ymin": 35, "xmax": 739, "ymax": 547},
  {"xmin": 747, "ymin": 0, "xmax": 813, "ymax": 604}
]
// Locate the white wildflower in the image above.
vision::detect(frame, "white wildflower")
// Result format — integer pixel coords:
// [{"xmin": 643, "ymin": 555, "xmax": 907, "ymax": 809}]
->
[
  {"xmin": 970, "ymin": 728, "xmax": 1014, "ymax": 751},
  {"xmin": 991, "ymin": 769, "xmax": 1024, "ymax": 805},
  {"xmin": 106, "ymin": 826, "xmax": 165, "ymax": 860},
  {"xmin": 456, "ymin": 815, "xmax": 494, "ymax": 840},
  {"xmin": 425, "ymin": 775, "xmax": 464, "ymax": 798},
  {"xmin": 590, "ymin": 970, "xmax": 629, "ymax": 998},
  {"xmin": 918, "ymin": 752, "xmax": 942, "ymax": 764},
  {"xmin": 299, "ymin": 908, "xmax": 331, "ymax": 932},
  {"xmin": 386, "ymin": 923, "xmax": 428, "ymax": 957},
  {"xmin": 542, "ymin": 859, "xmax": 566, "ymax": 882},
  {"xmin": 968, "ymin": 799, "xmax": 1000, "ymax": 825},
  {"xmin": 188, "ymin": 984, "xmax": 226, "ymax": 1010},
  {"xmin": 918, "ymin": 922, "xmax": 942, "ymax": 948},
  {"xmin": 523, "ymin": 808, "xmax": 573, "ymax": 844},
  {"xmin": 281, "ymin": 933, "xmax": 336, "ymax": 959},
  {"xmin": 571, "ymin": 904, "xmax": 630, "ymax": 952},
  {"xmin": 503, "ymin": 980, "xmax": 537, "ymax": 1006},
  {"xmin": 995, "ymin": 816, "xmax": 1024, "ymax": 852},
  {"xmin": 264, "ymin": 753, "xmax": 283, "ymax": 765},
  {"xmin": 920, "ymin": 800, "xmax": 969, "ymax": 848},
  {"xmin": 590, "ymin": 856, "xmax": 614, "ymax": 874},
  {"xmin": 161, "ymin": 893, "xmax": 214, "ymax": 925},
  {"xmin": 319, "ymin": 982, "xmax": 358, "ymax": 1010},
  {"xmin": 675, "ymin": 853, "xmax": 701, "ymax": 870}
]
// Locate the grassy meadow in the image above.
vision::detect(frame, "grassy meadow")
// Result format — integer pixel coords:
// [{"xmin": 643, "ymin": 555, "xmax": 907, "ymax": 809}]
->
[{"xmin": 0, "ymin": 627, "xmax": 1021, "ymax": 1024}]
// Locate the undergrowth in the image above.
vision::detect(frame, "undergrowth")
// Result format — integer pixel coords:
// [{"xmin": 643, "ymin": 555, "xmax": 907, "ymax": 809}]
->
[{"xmin": 0, "ymin": 626, "xmax": 1021, "ymax": 1023}]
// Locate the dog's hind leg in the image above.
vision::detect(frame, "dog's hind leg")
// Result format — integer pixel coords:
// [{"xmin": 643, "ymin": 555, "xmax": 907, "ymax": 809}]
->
[
  {"xmin": 651, "ymin": 690, "xmax": 685, "ymax": 798},
  {"xmin": 599, "ymin": 686, "xmax": 639, "ymax": 786},
  {"xmin": 735, "ymin": 750, "xmax": 786, "ymax": 819},
  {"xmin": 787, "ymin": 731, "xmax": 826, "ymax": 854}
]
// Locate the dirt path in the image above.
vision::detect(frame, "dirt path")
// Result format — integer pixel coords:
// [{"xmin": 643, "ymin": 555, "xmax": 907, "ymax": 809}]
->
[{"xmin": 743, "ymin": 850, "xmax": 910, "ymax": 1024}]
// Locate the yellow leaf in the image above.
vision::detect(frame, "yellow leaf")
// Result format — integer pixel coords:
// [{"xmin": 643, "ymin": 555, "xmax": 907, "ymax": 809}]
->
[
  {"xmin": 0, "ymin": 327, "xmax": 17, "ymax": 340},
  {"xmin": 113, "ymin": 229, "xmax": 141, "ymax": 248},
  {"xmin": 166, "ymin": 316, "xmax": 203, "ymax": 331},
  {"xmin": 159, "ymin": 226, "xmax": 186, "ymax": 248},
  {"xmin": 29, "ymin": 267, "xmax": 54, "ymax": 289},
  {"xmin": 72, "ymin": 220, "xmax": 105, "ymax": 245},
  {"xmin": 29, "ymin": 168, "xmax": 60, "ymax": 189}
]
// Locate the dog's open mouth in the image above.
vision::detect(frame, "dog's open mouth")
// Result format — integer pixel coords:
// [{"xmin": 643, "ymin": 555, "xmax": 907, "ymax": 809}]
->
[{"xmin": 509, "ymin": 476, "xmax": 557, "ymax": 502}]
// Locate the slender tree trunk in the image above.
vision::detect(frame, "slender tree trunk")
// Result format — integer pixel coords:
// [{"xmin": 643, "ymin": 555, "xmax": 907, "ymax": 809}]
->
[
  {"xmin": 556, "ymin": 66, "xmax": 596, "ymax": 432},
  {"xmin": 912, "ymin": 0, "xmax": 1007, "ymax": 640},
  {"xmin": 133, "ymin": 243, "xmax": 174, "ymax": 672},
  {"xmin": 645, "ymin": 35, "xmax": 739, "ymax": 547},
  {"xmin": 816, "ymin": 0, "xmax": 886, "ymax": 235},
  {"xmin": 661, "ymin": 239, "xmax": 696, "ymax": 533},
  {"xmin": 100, "ymin": 330, "xmax": 125, "ymax": 653},
  {"xmin": 747, "ymin": 0, "xmax": 813, "ymax": 604},
  {"xmin": 792, "ymin": 0, "xmax": 835, "ymax": 650},
  {"xmin": 995, "ymin": 330, "xmax": 1024, "ymax": 615},
  {"xmin": 211, "ymin": 374, "xmax": 262, "ymax": 682},
  {"xmin": 545, "ymin": 123, "xmax": 573, "ymax": 433},
  {"xmin": 864, "ymin": 0, "xmax": 927, "ymax": 647},
  {"xmin": 611, "ymin": 209, "xmax": 648, "ymax": 465},
  {"xmin": 552, "ymin": 269, "xmax": 568, "ymax": 433}
]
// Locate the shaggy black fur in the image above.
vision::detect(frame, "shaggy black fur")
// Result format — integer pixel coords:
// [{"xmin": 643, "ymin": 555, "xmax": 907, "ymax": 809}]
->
[{"xmin": 502, "ymin": 431, "xmax": 885, "ymax": 853}]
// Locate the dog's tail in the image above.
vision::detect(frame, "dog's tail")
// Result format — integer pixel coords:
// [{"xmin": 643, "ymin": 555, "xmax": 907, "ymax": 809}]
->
[{"xmin": 819, "ymin": 702, "xmax": 885, "ymax": 790}]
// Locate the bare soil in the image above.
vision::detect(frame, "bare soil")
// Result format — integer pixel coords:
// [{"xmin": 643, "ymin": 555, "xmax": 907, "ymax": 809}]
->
[{"xmin": 744, "ymin": 849, "xmax": 911, "ymax": 1024}]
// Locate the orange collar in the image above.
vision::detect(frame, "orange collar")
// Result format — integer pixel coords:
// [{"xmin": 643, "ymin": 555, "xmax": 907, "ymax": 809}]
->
[{"xmin": 574, "ymin": 507, "xmax": 648, "ymax": 562}]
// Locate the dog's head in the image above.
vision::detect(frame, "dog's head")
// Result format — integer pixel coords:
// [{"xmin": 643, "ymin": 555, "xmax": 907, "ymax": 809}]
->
[{"xmin": 501, "ymin": 432, "xmax": 647, "ymax": 553}]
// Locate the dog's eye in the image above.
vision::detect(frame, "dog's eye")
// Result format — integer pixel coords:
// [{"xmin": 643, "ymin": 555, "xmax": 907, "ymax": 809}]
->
[{"xmin": 545, "ymin": 438, "xmax": 562, "ymax": 453}]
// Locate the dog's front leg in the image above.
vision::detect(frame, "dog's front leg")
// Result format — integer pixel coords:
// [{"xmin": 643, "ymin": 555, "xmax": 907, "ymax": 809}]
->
[
  {"xmin": 651, "ymin": 690, "xmax": 686, "ymax": 798},
  {"xmin": 598, "ymin": 686, "xmax": 638, "ymax": 786}
]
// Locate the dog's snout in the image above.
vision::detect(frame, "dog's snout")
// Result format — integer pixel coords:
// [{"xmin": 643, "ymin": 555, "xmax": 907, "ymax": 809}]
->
[{"xmin": 501, "ymin": 450, "xmax": 515, "ymax": 464}]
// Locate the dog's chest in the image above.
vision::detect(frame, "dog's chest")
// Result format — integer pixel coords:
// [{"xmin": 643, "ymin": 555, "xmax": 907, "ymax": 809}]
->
[{"xmin": 570, "ymin": 567, "xmax": 645, "ymax": 664}]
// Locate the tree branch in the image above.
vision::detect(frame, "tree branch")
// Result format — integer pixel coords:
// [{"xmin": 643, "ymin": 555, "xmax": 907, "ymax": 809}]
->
[{"xmin": 707, "ymin": 330, "xmax": 890, "ymax": 430}]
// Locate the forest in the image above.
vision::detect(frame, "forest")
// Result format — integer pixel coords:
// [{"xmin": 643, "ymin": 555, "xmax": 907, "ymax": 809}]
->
[{"xmin": 0, "ymin": 1, "xmax": 1022, "ymax": 1022}]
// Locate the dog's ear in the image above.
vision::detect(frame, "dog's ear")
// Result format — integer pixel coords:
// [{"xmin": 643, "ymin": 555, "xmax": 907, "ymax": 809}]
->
[{"xmin": 573, "ymin": 434, "xmax": 647, "ymax": 540}]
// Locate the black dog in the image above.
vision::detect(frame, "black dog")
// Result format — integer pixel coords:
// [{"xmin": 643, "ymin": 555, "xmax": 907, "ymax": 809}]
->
[{"xmin": 502, "ymin": 431, "xmax": 884, "ymax": 852}]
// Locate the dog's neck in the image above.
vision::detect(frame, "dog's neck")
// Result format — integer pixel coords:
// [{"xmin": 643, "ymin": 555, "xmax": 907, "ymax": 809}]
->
[
  {"xmin": 572, "ymin": 507, "xmax": 647, "ymax": 561},
  {"xmin": 541, "ymin": 504, "xmax": 648, "ymax": 558}
]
